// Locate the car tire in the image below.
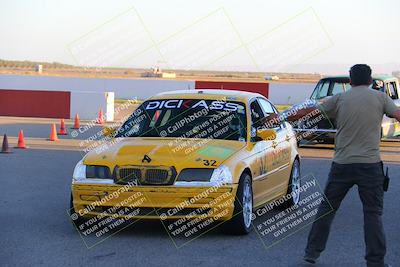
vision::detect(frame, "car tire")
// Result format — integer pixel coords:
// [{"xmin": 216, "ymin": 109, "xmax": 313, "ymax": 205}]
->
[
  {"xmin": 69, "ymin": 193, "xmax": 87, "ymax": 228},
  {"xmin": 221, "ymin": 173, "xmax": 253, "ymax": 235},
  {"xmin": 276, "ymin": 159, "xmax": 301, "ymax": 210}
]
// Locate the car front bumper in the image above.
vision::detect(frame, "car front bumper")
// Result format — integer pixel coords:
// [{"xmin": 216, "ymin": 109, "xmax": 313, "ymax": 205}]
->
[{"xmin": 71, "ymin": 183, "xmax": 238, "ymax": 221}]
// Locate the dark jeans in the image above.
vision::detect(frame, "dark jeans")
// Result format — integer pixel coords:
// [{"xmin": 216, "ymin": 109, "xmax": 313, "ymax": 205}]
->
[{"xmin": 305, "ymin": 162, "xmax": 386, "ymax": 267}]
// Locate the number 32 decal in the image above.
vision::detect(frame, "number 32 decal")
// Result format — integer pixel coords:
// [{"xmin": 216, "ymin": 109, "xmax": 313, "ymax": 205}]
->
[{"xmin": 203, "ymin": 159, "xmax": 217, "ymax": 166}]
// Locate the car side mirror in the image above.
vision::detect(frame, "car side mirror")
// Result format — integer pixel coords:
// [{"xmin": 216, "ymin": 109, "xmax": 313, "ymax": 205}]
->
[
  {"xmin": 103, "ymin": 127, "xmax": 117, "ymax": 137},
  {"xmin": 256, "ymin": 129, "xmax": 277, "ymax": 141}
]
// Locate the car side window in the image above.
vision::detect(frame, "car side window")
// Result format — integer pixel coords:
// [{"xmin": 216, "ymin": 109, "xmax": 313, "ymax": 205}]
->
[
  {"xmin": 258, "ymin": 98, "xmax": 283, "ymax": 130},
  {"xmin": 258, "ymin": 98, "xmax": 274, "ymax": 114},
  {"xmin": 249, "ymin": 100, "xmax": 265, "ymax": 140},
  {"xmin": 250, "ymin": 100, "xmax": 264, "ymax": 128},
  {"xmin": 330, "ymin": 82, "xmax": 345, "ymax": 96},
  {"xmin": 272, "ymin": 105, "xmax": 286, "ymax": 129},
  {"xmin": 387, "ymin": 82, "xmax": 399, "ymax": 100},
  {"xmin": 311, "ymin": 81, "xmax": 322, "ymax": 99},
  {"xmin": 311, "ymin": 80, "xmax": 330, "ymax": 99}
]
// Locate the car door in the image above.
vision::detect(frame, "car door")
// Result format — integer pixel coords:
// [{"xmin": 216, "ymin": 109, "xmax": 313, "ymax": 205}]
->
[
  {"xmin": 249, "ymin": 98, "xmax": 292, "ymax": 207},
  {"xmin": 389, "ymin": 80, "xmax": 400, "ymax": 135},
  {"xmin": 311, "ymin": 79, "xmax": 346, "ymax": 130},
  {"xmin": 257, "ymin": 97, "xmax": 292, "ymax": 197},
  {"xmin": 248, "ymin": 98, "xmax": 277, "ymax": 207},
  {"xmin": 311, "ymin": 79, "xmax": 346, "ymax": 100},
  {"xmin": 386, "ymin": 80, "xmax": 400, "ymax": 100},
  {"xmin": 310, "ymin": 79, "xmax": 330, "ymax": 100},
  {"xmin": 382, "ymin": 81, "xmax": 400, "ymax": 137}
]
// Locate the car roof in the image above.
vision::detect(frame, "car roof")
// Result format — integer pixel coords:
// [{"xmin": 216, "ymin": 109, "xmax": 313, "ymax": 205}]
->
[
  {"xmin": 321, "ymin": 75, "xmax": 397, "ymax": 81},
  {"xmin": 152, "ymin": 89, "xmax": 264, "ymax": 101}
]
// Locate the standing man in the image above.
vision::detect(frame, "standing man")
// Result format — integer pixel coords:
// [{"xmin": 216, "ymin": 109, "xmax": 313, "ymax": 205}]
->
[{"xmin": 303, "ymin": 64, "xmax": 400, "ymax": 267}]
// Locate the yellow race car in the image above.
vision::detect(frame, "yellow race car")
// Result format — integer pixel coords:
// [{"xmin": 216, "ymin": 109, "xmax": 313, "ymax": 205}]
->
[{"xmin": 70, "ymin": 90, "xmax": 301, "ymax": 234}]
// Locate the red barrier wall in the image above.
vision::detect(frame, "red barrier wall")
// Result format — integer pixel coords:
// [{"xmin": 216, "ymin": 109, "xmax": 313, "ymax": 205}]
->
[
  {"xmin": 195, "ymin": 81, "xmax": 269, "ymax": 98},
  {"xmin": 0, "ymin": 89, "xmax": 70, "ymax": 118}
]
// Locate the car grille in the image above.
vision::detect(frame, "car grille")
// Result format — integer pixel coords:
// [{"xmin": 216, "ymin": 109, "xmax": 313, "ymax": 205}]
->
[
  {"xmin": 145, "ymin": 169, "xmax": 169, "ymax": 184},
  {"xmin": 116, "ymin": 166, "xmax": 175, "ymax": 185},
  {"xmin": 118, "ymin": 168, "xmax": 142, "ymax": 183}
]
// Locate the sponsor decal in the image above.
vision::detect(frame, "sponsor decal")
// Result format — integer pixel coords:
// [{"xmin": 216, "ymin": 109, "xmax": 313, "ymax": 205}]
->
[
  {"xmin": 141, "ymin": 154, "xmax": 152, "ymax": 163},
  {"xmin": 145, "ymin": 99, "xmax": 242, "ymax": 112},
  {"xmin": 197, "ymin": 145, "xmax": 235, "ymax": 159},
  {"xmin": 257, "ymin": 146, "xmax": 291, "ymax": 176}
]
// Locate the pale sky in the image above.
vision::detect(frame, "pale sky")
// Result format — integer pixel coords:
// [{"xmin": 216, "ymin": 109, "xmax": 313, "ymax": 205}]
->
[{"xmin": 1, "ymin": 0, "xmax": 400, "ymax": 74}]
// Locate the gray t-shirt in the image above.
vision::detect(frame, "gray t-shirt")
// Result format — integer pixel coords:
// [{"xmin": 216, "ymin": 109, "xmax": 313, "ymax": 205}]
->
[{"xmin": 319, "ymin": 85, "xmax": 399, "ymax": 164}]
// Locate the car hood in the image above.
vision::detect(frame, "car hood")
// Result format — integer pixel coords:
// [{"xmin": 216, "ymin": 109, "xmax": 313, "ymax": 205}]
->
[{"xmin": 83, "ymin": 137, "xmax": 246, "ymax": 169}]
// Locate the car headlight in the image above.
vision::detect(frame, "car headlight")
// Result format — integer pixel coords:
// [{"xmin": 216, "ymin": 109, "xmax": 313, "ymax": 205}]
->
[
  {"xmin": 86, "ymin": 165, "xmax": 112, "ymax": 179},
  {"xmin": 176, "ymin": 168, "xmax": 214, "ymax": 182},
  {"xmin": 210, "ymin": 165, "xmax": 233, "ymax": 185},
  {"xmin": 73, "ymin": 160, "xmax": 86, "ymax": 181}
]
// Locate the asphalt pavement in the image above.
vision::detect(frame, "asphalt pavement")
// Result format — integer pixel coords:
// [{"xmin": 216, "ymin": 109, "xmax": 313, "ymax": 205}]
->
[
  {"xmin": 0, "ymin": 123, "xmax": 104, "ymax": 140},
  {"xmin": 0, "ymin": 149, "xmax": 399, "ymax": 267}
]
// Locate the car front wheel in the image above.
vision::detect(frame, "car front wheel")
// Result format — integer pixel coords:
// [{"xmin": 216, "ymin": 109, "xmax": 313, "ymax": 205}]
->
[
  {"xmin": 277, "ymin": 159, "xmax": 301, "ymax": 209},
  {"xmin": 222, "ymin": 173, "xmax": 253, "ymax": 235}
]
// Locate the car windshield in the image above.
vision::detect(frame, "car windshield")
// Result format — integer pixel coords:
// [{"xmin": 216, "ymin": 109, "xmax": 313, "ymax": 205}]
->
[
  {"xmin": 115, "ymin": 99, "xmax": 248, "ymax": 141},
  {"xmin": 311, "ymin": 79, "xmax": 385, "ymax": 99}
]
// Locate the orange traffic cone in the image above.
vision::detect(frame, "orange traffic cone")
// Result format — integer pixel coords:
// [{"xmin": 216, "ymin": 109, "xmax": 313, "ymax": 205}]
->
[
  {"xmin": 58, "ymin": 119, "xmax": 68, "ymax": 135},
  {"xmin": 1, "ymin": 134, "xmax": 12, "ymax": 153},
  {"xmin": 15, "ymin": 130, "xmax": 27, "ymax": 149},
  {"xmin": 49, "ymin": 124, "xmax": 58, "ymax": 141},
  {"xmin": 72, "ymin": 114, "xmax": 80, "ymax": 129},
  {"xmin": 96, "ymin": 109, "xmax": 104, "ymax": 125}
]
